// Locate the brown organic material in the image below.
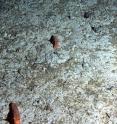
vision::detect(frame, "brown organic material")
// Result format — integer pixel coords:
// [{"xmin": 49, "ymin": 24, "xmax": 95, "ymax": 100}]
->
[
  {"xmin": 6, "ymin": 102, "xmax": 21, "ymax": 124},
  {"xmin": 49, "ymin": 35, "xmax": 61, "ymax": 49}
]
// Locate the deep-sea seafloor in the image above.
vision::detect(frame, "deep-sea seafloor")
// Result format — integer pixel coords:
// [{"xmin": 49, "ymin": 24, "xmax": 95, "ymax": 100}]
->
[{"xmin": 0, "ymin": 0, "xmax": 117, "ymax": 124}]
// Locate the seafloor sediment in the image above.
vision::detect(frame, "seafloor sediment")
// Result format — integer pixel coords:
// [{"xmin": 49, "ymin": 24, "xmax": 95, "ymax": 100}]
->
[{"xmin": 0, "ymin": 0, "xmax": 117, "ymax": 124}]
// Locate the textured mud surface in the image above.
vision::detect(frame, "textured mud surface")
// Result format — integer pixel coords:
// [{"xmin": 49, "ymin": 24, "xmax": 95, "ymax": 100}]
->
[{"xmin": 0, "ymin": 0, "xmax": 117, "ymax": 124}]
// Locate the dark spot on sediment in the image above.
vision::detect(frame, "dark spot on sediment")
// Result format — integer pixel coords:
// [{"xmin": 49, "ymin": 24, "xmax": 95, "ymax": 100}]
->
[{"xmin": 84, "ymin": 12, "xmax": 91, "ymax": 18}]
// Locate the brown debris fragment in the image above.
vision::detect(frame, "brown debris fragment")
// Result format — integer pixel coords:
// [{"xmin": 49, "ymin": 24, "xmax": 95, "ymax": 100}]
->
[
  {"xmin": 49, "ymin": 35, "xmax": 61, "ymax": 49},
  {"xmin": 6, "ymin": 102, "xmax": 21, "ymax": 124}
]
